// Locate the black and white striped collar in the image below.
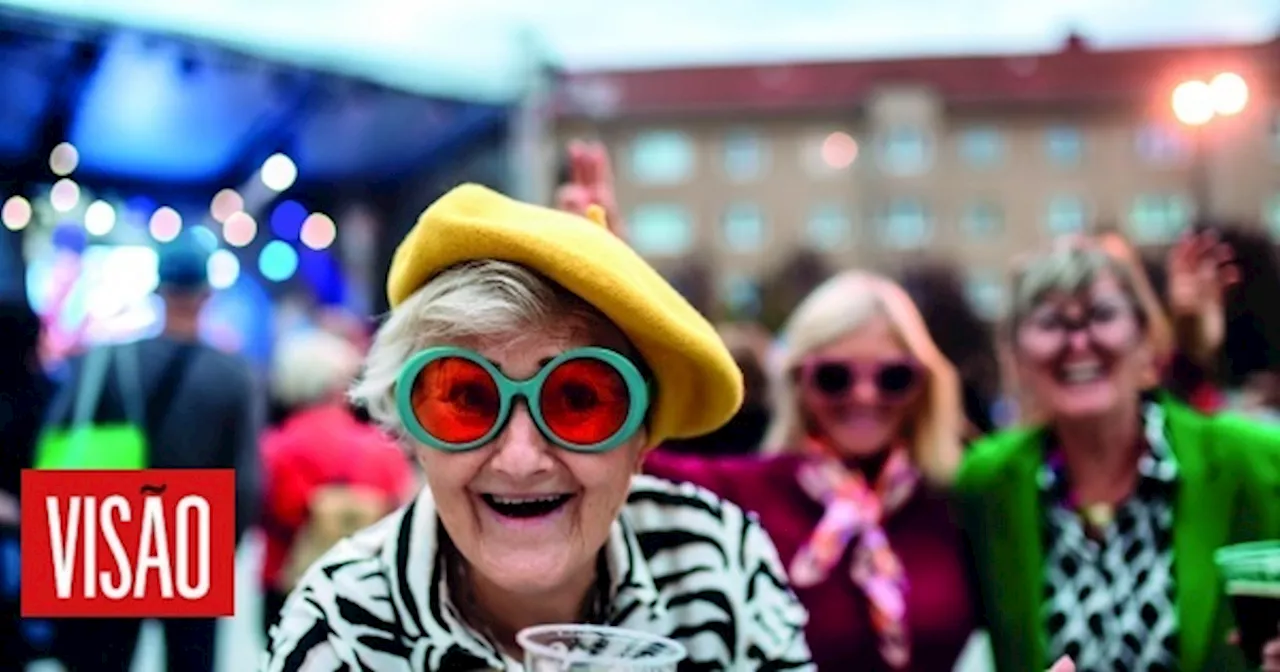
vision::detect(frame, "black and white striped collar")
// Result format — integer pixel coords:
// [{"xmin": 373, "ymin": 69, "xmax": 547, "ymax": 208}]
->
[{"xmin": 379, "ymin": 486, "xmax": 665, "ymax": 666}]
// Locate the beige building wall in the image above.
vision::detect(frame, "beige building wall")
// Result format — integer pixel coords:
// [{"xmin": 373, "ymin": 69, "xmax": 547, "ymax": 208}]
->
[{"xmin": 555, "ymin": 93, "xmax": 1280, "ymax": 320}]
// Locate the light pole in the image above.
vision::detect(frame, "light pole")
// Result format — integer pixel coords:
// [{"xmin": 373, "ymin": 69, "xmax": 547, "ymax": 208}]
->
[{"xmin": 1171, "ymin": 72, "xmax": 1250, "ymax": 219}]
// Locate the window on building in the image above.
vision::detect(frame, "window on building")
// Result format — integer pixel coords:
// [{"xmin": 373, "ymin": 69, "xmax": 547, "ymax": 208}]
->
[
  {"xmin": 722, "ymin": 203, "xmax": 765, "ymax": 252},
  {"xmin": 880, "ymin": 198, "xmax": 931, "ymax": 248},
  {"xmin": 1265, "ymin": 194, "xmax": 1280, "ymax": 237},
  {"xmin": 1046, "ymin": 125, "xmax": 1083, "ymax": 166},
  {"xmin": 803, "ymin": 130, "xmax": 859, "ymax": 176},
  {"xmin": 721, "ymin": 273, "xmax": 762, "ymax": 318},
  {"xmin": 878, "ymin": 127, "xmax": 932, "ymax": 176},
  {"xmin": 1046, "ymin": 195, "xmax": 1088, "ymax": 236},
  {"xmin": 1135, "ymin": 124, "xmax": 1190, "ymax": 165},
  {"xmin": 805, "ymin": 203, "xmax": 852, "ymax": 249},
  {"xmin": 723, "ymin": 129, "xmax": 765, "ymax": 181},
  {"xmin": 962, "ymin": 201, "xmax": 1004, "ymax": 239},
  {"xmin": 629, "ymin": 204, "xmax": 694, "ymax": 256},
  {"xmin": 629, "ymin": 130, "xmax": 694, "ymax": 184},
  {"xmin": 1128, "ymin": 193, "xmax": 1193, "ymax": 243},
  {"xmin": 966, "ymin": 271, "xmax": 1007, "ymax": 320},
  {"xmin": 959, "ymin": 127, "xmax": 1003, "ymax": 167}
]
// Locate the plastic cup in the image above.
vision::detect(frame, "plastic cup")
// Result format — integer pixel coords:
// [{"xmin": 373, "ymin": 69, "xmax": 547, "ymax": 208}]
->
[
  {"xmin": 517, "ymin": 624, "xmax": 687, "ymax": 672},
  {"xmin": 1215, "ymin": 541, "xmax": 1280, "ymax": 668}
]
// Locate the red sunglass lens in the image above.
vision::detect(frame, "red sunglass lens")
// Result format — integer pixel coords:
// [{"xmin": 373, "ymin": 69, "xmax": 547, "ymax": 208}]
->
[
  {"xmin": 540, "ymin": 358, "xmax": 630, "ymax": 446},
  {"xmin": 411, "ymin": 357, "xmax": 500, "ymax": 444}
]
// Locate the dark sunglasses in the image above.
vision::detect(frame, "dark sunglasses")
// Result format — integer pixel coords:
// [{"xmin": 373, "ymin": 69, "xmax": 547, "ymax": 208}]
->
[{"xmin": 793, "ymin": 358, "xmax": 922, "ymax": 402}]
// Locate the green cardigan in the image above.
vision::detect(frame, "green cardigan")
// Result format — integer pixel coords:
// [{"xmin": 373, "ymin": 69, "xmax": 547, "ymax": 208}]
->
[{"xmin": 955, "ymin": 398, "xmax": 1280, "ymax": 672}]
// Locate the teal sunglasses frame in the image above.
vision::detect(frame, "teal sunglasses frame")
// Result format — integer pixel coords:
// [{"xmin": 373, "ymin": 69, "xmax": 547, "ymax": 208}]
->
[{"xmin": 395, "ymin": 346, "xmax": 650, "ymax": 453}]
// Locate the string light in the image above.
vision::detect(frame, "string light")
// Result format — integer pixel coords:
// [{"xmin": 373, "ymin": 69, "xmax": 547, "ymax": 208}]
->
[
  {"xmin": 50, "ymin": 179, "xmax": 80, "ymax": 213},
  {"xmin": 299, "ymin": 213, "xmax": 336, "ymax": 250},
  {"xmin": 207, "ymin": 249, "xmax": 240, "ymax": 290},
  {"xmin": 2, "ymin": 196, "xmax": 32, "ymax": 231},
  {"xmin": 223, "ymin": 212, "xmax": 257, "ymax": 247},
  {"xmin": 84, "ymin": 200, "xmax": 116, "ymax": 236},
  {"xmin": 261, "ymin": 154, "xmax": 297, "ymax": 192},
  {"xmin": 49, "ymin": 142, "xmax": 79, "ymax": 177},
  {"xmin": 149, "ymin": 207, "xmax": 182, "ymax": 242},
  {"xmin": 210, "ymin": 189, "xmax": 244, "ymax": 223}
]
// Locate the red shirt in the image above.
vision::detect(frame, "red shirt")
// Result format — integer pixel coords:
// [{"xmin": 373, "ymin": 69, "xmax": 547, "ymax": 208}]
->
[
  {"xmin": 645, "ymin": 451, "xmax": 977, "ymax": 672},
  {"xmin": 260, "ymin": 405, "xmax": 416, "ymax": 590}
]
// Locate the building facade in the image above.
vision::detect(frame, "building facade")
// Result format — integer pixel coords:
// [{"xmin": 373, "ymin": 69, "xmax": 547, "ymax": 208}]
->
[{"xmin": 552, "ymin": 35, "xmax": 1280, "ymax": 320}]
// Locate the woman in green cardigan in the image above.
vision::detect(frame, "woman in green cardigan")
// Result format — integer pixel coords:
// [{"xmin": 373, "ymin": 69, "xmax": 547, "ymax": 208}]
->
[{"xmin": 957, "ymin": 239, "xmax": 1280, "ymax": 671}]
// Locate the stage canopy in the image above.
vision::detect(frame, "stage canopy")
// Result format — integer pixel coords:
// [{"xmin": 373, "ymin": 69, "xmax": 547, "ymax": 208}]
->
[{"xmin": 0, "ymin": 1, "xmax": 543, "ymax": 191}]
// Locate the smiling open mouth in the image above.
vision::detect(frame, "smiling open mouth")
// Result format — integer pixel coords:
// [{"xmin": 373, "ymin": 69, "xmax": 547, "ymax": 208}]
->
[{"xmin": 481, "ymin": 494, "xmax": 574, "ymax": 519}]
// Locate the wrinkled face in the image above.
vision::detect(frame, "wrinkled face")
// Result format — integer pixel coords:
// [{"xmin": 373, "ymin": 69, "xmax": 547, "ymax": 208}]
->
[
  {"xmin": 1015, "ymin": 274, "xmax": 1148, "ymax": 420},
  {"xmin": 796, "ymin": 314, "xmax": 923, "ymax": 458},
  {"xmin": 413, "ymin": 323, "xmax": 646, "ymax": 599}
]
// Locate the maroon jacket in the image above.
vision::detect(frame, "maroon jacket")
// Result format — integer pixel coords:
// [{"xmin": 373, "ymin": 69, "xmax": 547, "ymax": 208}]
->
[{"xmin": 645, "ymin": 451, "xmax": 977, "ymax": 672}]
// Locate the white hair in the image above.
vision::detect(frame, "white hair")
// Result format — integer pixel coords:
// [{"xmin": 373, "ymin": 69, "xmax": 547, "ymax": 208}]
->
[
  {"xmin": 272, "ymin": 329, "xmax": 363, "ymax": 410},
  {"xmin": 349, "ymin": 260, "xmax": 616, "ymax": 436}
]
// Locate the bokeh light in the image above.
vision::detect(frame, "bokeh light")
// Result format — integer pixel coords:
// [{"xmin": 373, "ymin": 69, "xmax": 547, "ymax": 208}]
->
[
  {"xmin": 1172, "ymin": 80, "xmax": 1214, "ymax": 126},
  {"xmin": 299, "ymin": 213, "xmax": 336, "ymax": 250},
  {"xmin": 207, "ymin": 249, "xmax": 241, "ymax": 290},
  {"xmin": 259, "ymin": 240, "xmax": 299, "ymax": 282},
  {"xmin": 149, "ymin": 206, "xmax": 183, "ymax": 242},
  {"xmin": 223, "ymin": 212, "xmax": 257, "ymax": 247},
  {"xmin": 210, "ymin": 189, "xmax": 244, "ymax": 223},
  {"xmin": 49, "ymin": 142, "xmax": 79, "ymax": 177},
  {"xmin": 261, "ymin": 154, "xmax": 298, "ymax": 192},
  {"xmin": 84, "ymin": 200, "xmax": 116, "ymax": 236},
  {"xmin": 50, "ymin": 179, "xmax": 80, "ymax": 213},
  {"xmin": 189, "ymin": 226, "xmax": 220, "ymax": 253},
  {"xmin": 821, "ymin": 132, "xmax": 858, "ymax": 169},
  {"xmin": 2, "ymin": 196, "xmax": 32, "ymax": 231},
  {"xmin": 1210, "ymin": 72, "xmax": 1249, "ymax": 116},
  {"xmin": 269, "ymin": 200, "xmax": 308, "ymax": 241}
]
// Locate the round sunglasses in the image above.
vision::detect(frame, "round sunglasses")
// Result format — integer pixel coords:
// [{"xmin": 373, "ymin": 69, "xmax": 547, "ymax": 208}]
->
[
  {"xmin": 793, "ymin": 358, "xmax": 922, "ymax": 402},
  {"xmin": 395, "ymin": 346, "xmax": 650, "ymax": 453}
]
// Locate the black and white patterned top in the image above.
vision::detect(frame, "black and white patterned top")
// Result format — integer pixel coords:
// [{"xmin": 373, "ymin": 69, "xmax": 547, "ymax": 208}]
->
[
  {"xmin": 1038, "ymin": 402, "xmax": 1180, "ymax": 672},
  {"xmin": 260, "ymin": 475, "xmax": 814, "ymax": 671}
]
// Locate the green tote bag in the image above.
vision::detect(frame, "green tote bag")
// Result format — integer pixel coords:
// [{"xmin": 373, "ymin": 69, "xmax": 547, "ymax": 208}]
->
[{"xmin": 35, "ymin": 344, "xmax": 149, "ymax": 471}]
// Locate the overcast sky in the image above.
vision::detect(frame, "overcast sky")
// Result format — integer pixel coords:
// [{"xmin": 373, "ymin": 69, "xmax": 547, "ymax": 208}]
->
[
  {"xmin": 5, "ymin": 0, "xmax": 1277, "ymax": 100},
  {"xmin": 520, "ymin": 0, "xmax": 1280, "ymax": 69}
]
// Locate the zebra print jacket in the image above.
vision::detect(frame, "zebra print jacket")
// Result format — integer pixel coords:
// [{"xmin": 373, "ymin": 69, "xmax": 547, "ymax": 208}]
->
[{"xmin": 261, "ymin": 474, "xmax": 815, "ymax": 671}]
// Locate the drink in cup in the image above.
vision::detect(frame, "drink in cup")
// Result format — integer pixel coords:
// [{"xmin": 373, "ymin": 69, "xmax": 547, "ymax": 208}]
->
[
  {"xmin": 1215, "ymin": 541, "xmax": 1280, "ymax": 668},
  {"xmin": 517, "ymin": 624, "xmax": 687, "ymax": 672}
]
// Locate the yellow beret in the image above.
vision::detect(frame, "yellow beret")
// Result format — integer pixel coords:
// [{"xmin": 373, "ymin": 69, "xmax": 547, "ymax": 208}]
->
[{"xmin": 386, "ymin": 183, "xmax": 744, "ymax": 446}]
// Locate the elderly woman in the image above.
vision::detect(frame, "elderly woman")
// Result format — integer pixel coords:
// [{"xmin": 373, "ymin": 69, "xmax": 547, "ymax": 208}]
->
[
  {"xmin": 957, "ymin": 240, "xmax": 1280, "ymax": 672},
  {"xmin": 261, "ymin": 185, "xmax": 812, "ymax": 671},
  {"xmin": 648, "ymin": 271, "xmax": 977, "ymax": 671}
]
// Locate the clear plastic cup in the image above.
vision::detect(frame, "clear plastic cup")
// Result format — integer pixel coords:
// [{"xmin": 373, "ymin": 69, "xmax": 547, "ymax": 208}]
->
[
  {"xmin": 1214, "ymin": 540, "xmax": 1280, "ymax": 668},
  {"xmin": 517, "ymin": 624, "xmax": 687, "ymax": 672}
]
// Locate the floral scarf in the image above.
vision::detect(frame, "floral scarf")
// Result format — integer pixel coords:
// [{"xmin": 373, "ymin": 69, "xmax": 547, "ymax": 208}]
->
[{"xmin": 789, "ymin": 440, "xmax": 920, "ymax": 669}]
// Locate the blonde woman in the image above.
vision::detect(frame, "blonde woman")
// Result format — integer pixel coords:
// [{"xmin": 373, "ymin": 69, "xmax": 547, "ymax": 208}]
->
[{"xmin": 647, "ymin": 270, "xmax": 977, "ymax": 671}]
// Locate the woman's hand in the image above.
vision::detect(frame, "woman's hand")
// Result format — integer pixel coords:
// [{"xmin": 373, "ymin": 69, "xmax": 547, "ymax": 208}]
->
[
  {"xmin": 554, "ymin": 140, "xmax": 625, "ymax": 240},
  {"xmin": 1165, "ymin": 231, "xmax": 1237, "ymax": 362},
  {"xmin": 1047, "ymin": 655, "xmax": 1075, "ymax": 672}
]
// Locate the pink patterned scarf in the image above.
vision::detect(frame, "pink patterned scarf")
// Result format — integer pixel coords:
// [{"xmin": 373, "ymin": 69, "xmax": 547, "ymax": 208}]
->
[{"xmin": 789, "ymin": 441, "xmax": 920, "ymax": 669}]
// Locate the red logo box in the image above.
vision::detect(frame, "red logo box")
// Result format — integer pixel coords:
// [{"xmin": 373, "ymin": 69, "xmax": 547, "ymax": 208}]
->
[{"xmin": 21, "ymin": 469, "xmax": 235, "ymax": 618}]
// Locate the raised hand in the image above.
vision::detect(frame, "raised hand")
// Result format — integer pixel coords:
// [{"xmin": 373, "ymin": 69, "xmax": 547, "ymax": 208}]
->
[
  {"xmin": 554, "ymin": 139, "xmax": 625, "ymax": 240},
  {"xmin": 1165, "ymin": 231, "xmax": 1238, "ymax": 361}
]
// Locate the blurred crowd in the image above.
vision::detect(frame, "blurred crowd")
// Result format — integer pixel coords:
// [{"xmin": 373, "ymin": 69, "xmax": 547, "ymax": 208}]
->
[{"xmin": 1, "ymin": 140, "xmax": 1280, "ymax": 672}]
